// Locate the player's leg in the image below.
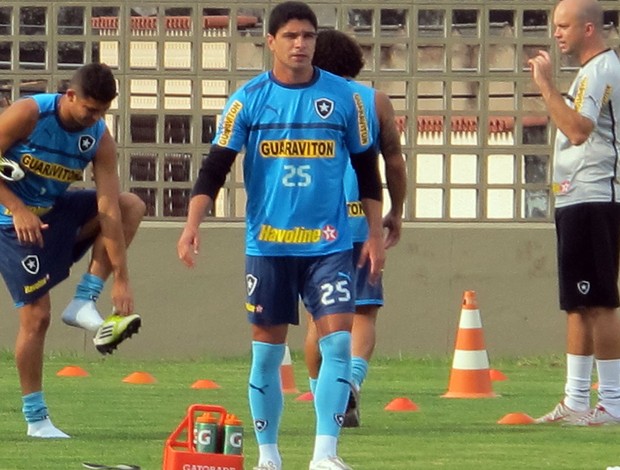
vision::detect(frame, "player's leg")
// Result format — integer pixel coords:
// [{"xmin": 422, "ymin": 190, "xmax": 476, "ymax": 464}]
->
[
  {"xmin": 534, "ymin": 311, "xmax": 595, "ymax": 423},
  {"xmin": 583, "ymin": 306, "xmax": 620, "ymax": 424},
  {"xmin": 570, "ymin": 203, "xmax": 620, "ymax": 425},
  {"xmin": 350, "ymin": 243, "xmax": 382, "ymax": 389},
  {"xmin": 350, "ymin": 305, "xmax": 378, "ymax": 385},
  {"xmin": 0, "ymin": 220, "xmax": 71, "ymax": 437},
  {"xmin": 16, "ymin": 294, "xmax": 69, "ymax": 438},
  {"xmin": 564, "ymin": 311, "xmax": 594, "ymax": 412},
  {"xmin": 246, "ymin": 255, "xmax": 298, "ymax": 470},
  {"xmin": 60, "ymin": 268, "xmax": 106, "ymax": 332},
  {"xmin": 303, "ymin": 251, "xmax": 355, "ymax": 469},
  {"xmin": 249, "ymin": 324, "xmax": 288, "ymax": 470},
  {"xmin": 88, "ymin": 191, "xmax": 144, "ymax": 353},
  {"xmin": 312, "ymin": 314, "xmax": 353, "ymax": 467},
  {"xmin": 343, "ymin": 241, "xmax": 383, "ymax": 428},
  {"xmin": 81, "ymin": 191, "xmax": 144, "ymax": 284},
  {"xmin": 535, "ymin": 316, "xmax": 593, "ymax": 423},
  {"xmin": 537, "ymin": 204, "xmax": 607, "ymax": 424},
  {"xmin": 306, "ymin": 306, "xmax": 378, "ymax": 398},
  {"xmin": 61, "ymin": 191, "xmax": 145, "ymax": 353},
  {"xmin": 304, "ymin": 312, "xmax": 320, "ymax": 394},
  {"xmin": 342, "ymin": 305, "xmax": 378, "ymax": 428},
  {"xmin": 536, "ymin": 205, "xmax": 593, "ymax": 423}
]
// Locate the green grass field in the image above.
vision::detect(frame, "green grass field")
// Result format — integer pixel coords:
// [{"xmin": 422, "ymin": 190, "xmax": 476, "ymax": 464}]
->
[{"xmin": 0, "ymin": 351, "xmax": 618, "ymax": 470}]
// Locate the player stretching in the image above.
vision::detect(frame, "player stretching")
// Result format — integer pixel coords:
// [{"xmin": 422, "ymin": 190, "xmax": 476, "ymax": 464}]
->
[{"xmin": 0, "ymin": 63, "xmax": 144, "ymax": 438}]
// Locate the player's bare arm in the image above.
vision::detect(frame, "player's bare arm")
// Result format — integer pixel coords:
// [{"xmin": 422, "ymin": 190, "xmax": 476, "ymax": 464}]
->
[
  {"xmin": 376, "ymin": 90, "xmax": 407, "ymax": 249},
  {"xmin": 359, "ymin": 197, "xmax": 386, "ymax": 285},
  {"xmin": 350, "ymin": 141, "xmax": 385, "ymax": 282},
  {"xmin": 92, "ymin": 129, "xmax": 133, "ymax": 314},
  {"xmin": 177, "ymin": 194, "xmax": 214, "ymax": 268},
  {"xmin": 0, "ymin": 97, "xmax": 38, "ymax": 150},
  {"xmin": 528, "ymin": 50, "xmax": 594, "ymax": 145},
  {"xmin": 0, "ymin": 98, "xmax": 49, "ymax": 246},
  {"xmin": 179, "ymin": 145, "xmax": 237, "ymax": 268}
]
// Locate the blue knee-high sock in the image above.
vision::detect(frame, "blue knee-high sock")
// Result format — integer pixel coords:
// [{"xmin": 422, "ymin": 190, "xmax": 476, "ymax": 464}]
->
[
  {"xmin": 314, "ymin": 331, "xmax": 351, "ymax": 436},
  {"xmin": 75, "ymin": 273, "xmax": 104, "ymax": 301},
  {"xmin": 22, "ymin": 391, "xmax": 48, "ymax": 423},
  {"xmin": 351, "ymin": 356, "xmax": 369, "ymax": 389},
  {"xmin": 248, "ymin": 341, "xmax": 285, "ymax": 445}
]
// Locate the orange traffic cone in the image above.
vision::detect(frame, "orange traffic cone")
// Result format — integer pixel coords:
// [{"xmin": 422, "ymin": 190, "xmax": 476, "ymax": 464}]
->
[
  {"xmin": 280, "ymin": 344, "xmax": 299, "ymax": 394},
  {"xmin": 442, "ymin": 291, "xmax": 497, "ymax": 398}
]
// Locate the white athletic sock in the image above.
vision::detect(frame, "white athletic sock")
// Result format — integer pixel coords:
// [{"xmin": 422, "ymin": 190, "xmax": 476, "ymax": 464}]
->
[
  {"xmin": 27, "ymin": 418, "xmax": 70, "ymax": 438},
  {"xmin": 61, "ymin": 299, "xmax": 104, "ymax": 332},
  {"xmin": 564, "ymin": 353, "xmax": 593, "ymax": 411},
  {"xmin": 311, "ymin": 435, "xmax": 337, "ymax": 463},
  {"xmin": 596, "ymin": 358, "xmax": 620, "ymax": 416},
  {"xmin": 258, "ymin": 444, "xmax": 281, "ymax": 469}
]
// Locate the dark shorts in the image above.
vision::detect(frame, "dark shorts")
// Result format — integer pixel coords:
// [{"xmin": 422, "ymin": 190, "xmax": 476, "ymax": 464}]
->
[
  {"xmin": 245, "ymin": 250, "xmax": 355, "ymax": 326},
  {"xmin": 555, "ymin": 202, "xmax": 620, "ymax": 311},
  {"xmin": 352, "ymin": 242, "xmax": 383, "ymax": 308},
  {"xmin": 0, "ymin": 190, "xmax": 98, "ymax": 306}
]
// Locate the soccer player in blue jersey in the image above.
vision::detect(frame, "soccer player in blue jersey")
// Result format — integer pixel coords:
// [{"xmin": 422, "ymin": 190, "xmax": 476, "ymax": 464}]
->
[
  {"xmin": 177, "ymin": 2, "xmax": 385, "ymax": 469},
  {"xmin": 0, "ymin": 63, "xmax": 144, "ymax": 438},
  {"xmin": 303, "ymin": 29, "xmax": 407, "ymax": 428}
]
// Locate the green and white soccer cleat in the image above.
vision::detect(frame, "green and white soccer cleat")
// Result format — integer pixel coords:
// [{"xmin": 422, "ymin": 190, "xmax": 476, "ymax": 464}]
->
[{"xmin": 93, "ymin": 313, "xmax": 141, "ymax": 355}]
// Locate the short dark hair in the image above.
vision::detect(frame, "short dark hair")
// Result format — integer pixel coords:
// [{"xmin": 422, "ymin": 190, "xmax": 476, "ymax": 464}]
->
[
  {"xmin": 312, "ymin": 29, "xmax": 364, "ymax": 78},
  {"xmin": 70, "ymin": 63, "xmax": 117, "ymax": 103},
  {"xmin": 268, "ymin": 1, "xmax": 317, "ymax": 36}
]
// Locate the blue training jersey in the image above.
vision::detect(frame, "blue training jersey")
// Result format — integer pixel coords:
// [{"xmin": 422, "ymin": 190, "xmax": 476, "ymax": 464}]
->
[
  {"xmin": 0, "ymin": 93, "xmax": 105, "ymax": 225},
  {"xmin": 213, "ymin": 68, "xmax": 372, "ymax": 256},
  {"xmin": 343, "ymin": 81, "xmax": 379, "ymax": 243}
]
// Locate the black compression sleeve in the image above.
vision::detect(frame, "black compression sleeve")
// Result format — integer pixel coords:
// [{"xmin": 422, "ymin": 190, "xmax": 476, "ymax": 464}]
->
[
  {"xmin": 191, "ymin": 145, "xmax": 237, "ymax": 199},
  {"xmin": 350, "ymin": 147, "xmax": 383, "ymax": 201}
]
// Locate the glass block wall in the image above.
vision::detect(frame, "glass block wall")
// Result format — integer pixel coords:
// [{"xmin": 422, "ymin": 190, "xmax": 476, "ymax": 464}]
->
[{"xmin": 0, "ymin": 1, "xmax": 618, "ymax": 221}]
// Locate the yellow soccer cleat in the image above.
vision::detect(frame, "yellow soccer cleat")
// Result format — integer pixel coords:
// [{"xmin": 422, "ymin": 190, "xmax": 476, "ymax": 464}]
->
[{"xmin": 93, "ymin": 313, "xmax": 141, "ymax": 355}]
